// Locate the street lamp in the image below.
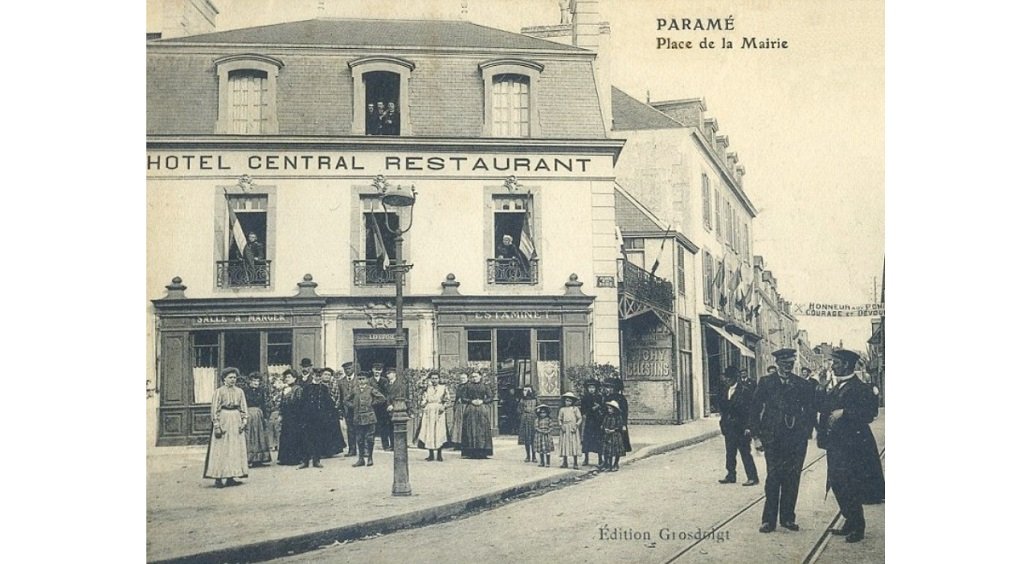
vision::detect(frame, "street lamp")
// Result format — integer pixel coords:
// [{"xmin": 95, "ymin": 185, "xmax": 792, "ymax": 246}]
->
[{"xmin": 372, "ymin": 174, "xmax": 417, "ymax": 497}]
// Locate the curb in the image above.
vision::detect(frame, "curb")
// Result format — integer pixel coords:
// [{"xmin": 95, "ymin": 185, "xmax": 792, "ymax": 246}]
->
[{"xmin": 151, "ymin": 429, "xmax": 722, "ymax": 563}]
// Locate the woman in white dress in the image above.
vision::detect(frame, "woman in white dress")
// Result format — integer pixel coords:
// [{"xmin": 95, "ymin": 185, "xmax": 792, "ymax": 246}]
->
[
  {"xmin": 203, "ymin": 368, "xmax": 249, "ymax": 487},
  {"xmin": 416, "ymin": 371, "xmax": 450, "ymax": 462}
]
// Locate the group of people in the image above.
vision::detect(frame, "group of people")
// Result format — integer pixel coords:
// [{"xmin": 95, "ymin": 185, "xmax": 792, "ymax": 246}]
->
[
  {"xmin": 717, "ymin": 347, "xmax": 885, "ymax": 543},
  {"xmin": 365, "ymin": 100, "xmax": 400, "ymax": 136}
]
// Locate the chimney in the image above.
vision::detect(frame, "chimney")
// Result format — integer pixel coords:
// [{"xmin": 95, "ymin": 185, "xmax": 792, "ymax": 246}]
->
[
  {"xmin": 726, "ymin": 152, "xmax": 739, "ymax": 176},
  {"xmin": 735, "ymin": 165, "xmax": 746, "ymax": 188},
  {"xmin": 702, "ymin": 117, "xmax": 718, "ymax": 144},
  {"xmin": 573, "ymin": 1, "xmax": 613, "ymax": 134},
  {"xmin": 649, "ymin": 98, "xmax": 705, "ymax": 127},
  {"xmin": 714, "ymin": 135, "xmax": 729, "ymax": 161}
]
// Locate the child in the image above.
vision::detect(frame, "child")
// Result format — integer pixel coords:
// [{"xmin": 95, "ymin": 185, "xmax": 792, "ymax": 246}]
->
[
  {"xmin": 534, "ymin": 405, "xmax": 555, "ymax": 467},
  {"xmin": 518, "ymin": 385, "xmax": 538, "ymax": 463},
  {"xmin": 558, "ymin": 392, "xmax": 583, "ymax": 469},
  {"xmin": 601, "ymin": 400, "xmax": 627, "ymax": 472}
]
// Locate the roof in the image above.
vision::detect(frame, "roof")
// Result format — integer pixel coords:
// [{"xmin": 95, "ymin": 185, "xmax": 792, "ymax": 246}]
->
[
  {"xmin": 611, "ymin": 86, "xmax": 685, "ymax": 131},
  {"xmin": 615, "ymin": 185, "xmax": 666, "ymax": 233},
  {"xmin": 154, "ymin": 18, "xmax": 587, "ymax": 52}
]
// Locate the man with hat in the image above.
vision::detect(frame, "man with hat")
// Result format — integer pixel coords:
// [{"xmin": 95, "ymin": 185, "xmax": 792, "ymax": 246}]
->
[
  {"xmin": 816, "ymin": 349, "xmax": 885, "ymax": 543},
  {"xmin": 718, "ymin": 366, "xmax": 759, "ymax": 486},
  {"xmin": 299, "ymin": 358, "xmax": 315, "ymax": 386},
  {"xmin": 345, "ymin": 372, "xmax": 387, "ymax": 467},
  {"xmin": 746, "ymin": 348, "xmax": 817, "ymax": 533},
  {"xmin": 370, "ymin": 363, "xmax": 392, "ymax": 450},
  {"xmin": 335, "ymin": 361, "xmax": 359, "ymax": 456}
]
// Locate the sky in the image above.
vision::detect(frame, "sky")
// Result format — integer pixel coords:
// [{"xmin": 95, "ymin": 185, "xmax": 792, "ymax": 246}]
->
[{"xmin": 149, "ymin": 0, "xmax": 884, "ymax": 349}]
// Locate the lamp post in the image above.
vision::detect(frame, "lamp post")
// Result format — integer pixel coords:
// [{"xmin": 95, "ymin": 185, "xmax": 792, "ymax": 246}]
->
[{"xmin": 373, "ymin": 175, "xmax": 416, "ymax": 497}]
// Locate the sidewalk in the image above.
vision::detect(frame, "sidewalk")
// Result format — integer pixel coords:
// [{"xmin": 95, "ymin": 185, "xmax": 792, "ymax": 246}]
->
[{"xmin": 147, "ymin": 419, "xmax": 722, "ymax": 563}]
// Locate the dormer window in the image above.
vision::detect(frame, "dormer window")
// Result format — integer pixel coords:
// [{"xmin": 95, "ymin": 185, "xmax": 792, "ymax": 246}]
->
[
  {"xmin": 349, "ymin": 56, "xmax": 415, "ymax": 136},
  {"xmin": 214, "ymin": 55, "xmax": 283, "ymax": 134},
  {"xmin": 480, "ymin": 59, "xmax": 543, "ymax": 138}
]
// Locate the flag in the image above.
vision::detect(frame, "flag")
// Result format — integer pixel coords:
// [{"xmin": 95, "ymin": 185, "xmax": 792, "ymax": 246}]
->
[
  {"xmin": 729, "ymin": 268, "xmax": 743, "ymax": 309},
  {"xmin": 614, "ymin": 226, "xmax": 628, "ymax": 260},
  {"xmin": 712, "ymin": 259, "xmax": 724, "ymax": 289},
  {"xmin": 649, "ymin": 222, "xmax": 673, "ymax": 276},
  {"xmin": 369, "ymin": 213, "xmax": 391, "ymax": 268},
  {"xmin": 226, "ymin": 195, "xmax": 247, "ymax": 256},
  {"xmin": 737, "ymin": 280, "xmax": 753, "ymax": 310},
  {"xmin": 519, "ymin": 211, "xmax": 536, "ymax": 261}
]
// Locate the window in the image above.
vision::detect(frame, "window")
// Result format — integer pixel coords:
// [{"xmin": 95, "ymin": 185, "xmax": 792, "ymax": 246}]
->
[
  {"xmin": 623, "ymin": 238, "xmax": 645, "ymax": 270},
  {"xmin": 743, "ymin": 224, "xmax": 751, "ymax": 263},
  {"xmin": 725, "ymin": 201, "xmax": 734, "ymax": 248},
  {"xmin": 714, "ymin": 189, "xmax": 722, "ymax": 238},
  {"xmin": 218, "ymin": 194, "xmax": 270, "ymax": 288},
  {"xmin": 703, "ymin": 250, "xmax": 714, "ymax": 306},
  {"xmin": 538, "ymin": 328, "xmax": 561, "ymax": 361},
  {"xmin": 266, "ymin": 331, "xmax": 292, "ymax": 376},
  {"xmin": 349, "ymin": 56, "xmax": 415, "ymax": 136},
  {"xmin": 701, "ymin": 173, "xmax": 712, "ymax": 230},
  {"xmin": 468, "ymin": 329, "xmax": 493, "ymax": 362},
  {"xmin": 215, "ymin": 55, "xmax": 282, "ymax": 134},
  {"xmin": 354, "ymin": 197, "xmax": 400, "ymax": 286},
  {"xmin": 480, "ymin": 59, "xmax": 543, "ymax": 137},
  {"xmin": 490, "ymin": 195, "xmax": 538, "ymax": 284},
  {"xmin": 676, "ymin": 245, "xmax": 686, "ymax": 296},
  {"xmin": 192, "ymin": 332, "xmax": 219, "ymax": 403},
  {"xmin": 492, "ymin": 74, "xmax": 530, "ymax": 137}
]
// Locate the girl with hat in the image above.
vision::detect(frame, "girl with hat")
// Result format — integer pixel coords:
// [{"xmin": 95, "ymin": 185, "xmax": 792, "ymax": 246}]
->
[
  {"xmin": 580, "ymin": 379, "xmax": 604, "ymax": 467},
  {"xmin": 518, "ymin": 385, "xmax": 539, "ymax": 463},
  {"xmin": 203, "ymin": 367, "xmax": 250, "ymax": 487},
  {"xmin": 558, "ymin": 392, "xmax": 583, "ymax": 469},
  {"xmin": 602, "ymin": 378, "xmax": 632, "ymax": 454},
  {"xmin": 601, "ymin": 400, "xmax": 627, "ymax": 472},
  {"xmin": 533, "ymin": 405, "xmax": 555, "ymax": 467}
]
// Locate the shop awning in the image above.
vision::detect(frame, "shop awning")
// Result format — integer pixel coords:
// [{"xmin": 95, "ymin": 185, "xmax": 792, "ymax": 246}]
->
[{"xmin": 706, "ymin": 323, "xmax": 757, "ymax": 358}]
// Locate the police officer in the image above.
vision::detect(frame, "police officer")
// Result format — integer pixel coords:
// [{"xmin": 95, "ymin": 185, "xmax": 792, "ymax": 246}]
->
[
  {"xmin": 817, "ymin": 349, "xmax": 885, "ymax": 543},
  {"xmin": 746, "ymin": 348, "xmax": 817, "ymax": 533}
]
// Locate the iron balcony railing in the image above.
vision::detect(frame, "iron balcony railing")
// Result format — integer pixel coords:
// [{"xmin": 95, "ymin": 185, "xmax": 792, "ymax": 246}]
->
[
  {"xmin": 353, "ymin": 260, "xmax": 406, "ymax": 286},
  {"xmin": 216, "ymin": 260, "xmax": 271, "ymax": 288},
  {"xmin": 487, "ymin": 258, "xmax": 539, "ymax": 285},
  {"xmin": 617, "ymin": 258, "xmax": 674, "ymax": 312}
]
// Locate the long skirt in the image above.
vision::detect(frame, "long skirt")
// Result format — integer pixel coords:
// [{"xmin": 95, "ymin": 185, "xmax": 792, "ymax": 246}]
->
[
  {"xmin": 559, "ymin": 425, "xmax": 583, "ymax": 457},
  {"xmin": 602, "ymin": 431, "xmax": 626, "ymax": 458},
  {"xmin": 518, "ymin": 412, "xmax": 537, "ymax": 445},
  {"xmin": 534, "ymin": 430, "xmax": 554, "ymax": 454},
  {"xmin": 417, "ymin": 403, "xmax": 448, "ymax": 449},
  {"xmin": 319, "ymin": 417, "xmax": 346, "ymax": 458},
  {"xmin": 245, "ymin": 407, "xmax": 272, "ymax": 465},
  {"xmin": 582, "ymin": 414, "xmax": 603, "ymax": 454},
  {"xmin": 450, "ymin": 403, "xmax": 466, "ymax": 446},
  {"xmin": 203, "ymin": 410, "xmax": 249, "ymax": 479},
  {"xmin": 267, "ymin": 410, "xmax": 281, "ymax": 451},
  {"xmin": 277, "ymin": 416, "xmax": 304, "ymax": 465},
  {"xmin": 460, "ymin": 404, "xmax": 493, "ymax": 457}
]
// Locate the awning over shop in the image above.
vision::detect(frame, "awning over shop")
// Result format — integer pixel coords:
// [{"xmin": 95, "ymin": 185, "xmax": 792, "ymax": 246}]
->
[{"xmin": 706, "ymin": 323, "xmax": 756, "ymax": 358}]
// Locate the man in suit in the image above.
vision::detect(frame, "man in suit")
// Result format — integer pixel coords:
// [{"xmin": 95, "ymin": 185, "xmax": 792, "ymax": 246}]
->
[
  {"xmin": 381, "ymin": 367, "xmax": 405, "ymax": 450},
  {"xmin": 346, "ymin": 372, "xmax": 387, "ymax": 467},
  {"xmin": 817, "ymin": 349, "xmax": 885, "ymax": 543},
  {"xmin": 746, "ymin": 348, "xmax": 817, "ymax": 533},
  {"xmin": 335, "ymin": 361, "xmax": 358, "ymax": 456},
  {"xmin": 370, "ymin": 362, "xmax": 392, "ymax": 450},
  {"xmin": 719, "ymin": 366, "xmax": 759, "ymax": 486}
]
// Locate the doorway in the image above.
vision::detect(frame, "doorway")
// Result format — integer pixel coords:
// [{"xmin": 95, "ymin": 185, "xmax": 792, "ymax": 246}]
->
[
  {"xmin": 495, "ymin": 329, "xmax": 531, "ymax": 435},
  {"xmin": 224, "ymin": 331, "xmax": 260, "ymax": 381}
]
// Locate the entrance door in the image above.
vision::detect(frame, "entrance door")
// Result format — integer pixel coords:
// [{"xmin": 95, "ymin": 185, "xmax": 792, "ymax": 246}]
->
[
  {"xmin": 224, "ymin": 331, "xmax": 260, "ymax": 380},
  {"xmin": 495, "ymin": 329, "xmax": 531, "ymax": 435}
]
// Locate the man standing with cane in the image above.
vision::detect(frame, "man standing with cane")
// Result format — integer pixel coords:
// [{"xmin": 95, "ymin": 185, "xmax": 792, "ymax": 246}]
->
[{"xmin": 746, "ymin": 349, "xmax": 817, "ymax": 533}]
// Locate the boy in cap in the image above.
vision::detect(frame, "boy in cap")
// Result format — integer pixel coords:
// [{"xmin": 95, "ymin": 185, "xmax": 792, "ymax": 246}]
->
[
  {"xmin": 816, "ymin": 349, "xmax": 885, "ymax": 543},
  {"xmin": 345, "ymin": 372, "xmax": 387, "ymax": 467},
  {"xmin": 746, "ymin": 348, "xmax": 817, "ymax": 533}
]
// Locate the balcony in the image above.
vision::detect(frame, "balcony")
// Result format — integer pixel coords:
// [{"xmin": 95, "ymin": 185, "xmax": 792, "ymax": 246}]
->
[
  {"xmin": 617, "ymin": 258, "xmax": 674, "ymax": 320},
  {"xmin": 216, "ymin": 260, "xmax": 271, "ymax": 288},
  {"xmin": 487, "ymin": 258, "xmax": 539, "ymax": 285},
  {"xmin": 353, "ymin": 260, "xmax": 405, "ymax": 286}
]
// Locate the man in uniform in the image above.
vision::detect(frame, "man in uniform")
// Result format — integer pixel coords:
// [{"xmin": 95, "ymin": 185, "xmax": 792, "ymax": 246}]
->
[
  {"xmin": 817, "ymin": 349, "xmax": 885, "ymax": 543},
  {"xmin": 746, "ymin": 348, "xmax": 817, "ymax": 533},
  {"xmin": 718, "ymin": 366, "xmax": 759, "ymax": 486},
  {"xmin": 346, "ymin": 372, "xmax": 387, "ymax": 467},
  {"xmin": 335, "ymin": 361, "xmax": 358, "ymax": 456}
]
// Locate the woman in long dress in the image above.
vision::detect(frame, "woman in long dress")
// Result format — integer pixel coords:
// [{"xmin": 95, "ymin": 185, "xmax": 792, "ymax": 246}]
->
[
  {"xmin": 203, "ymin": 368, "xmax": 249, "ymax": 487},
  {"xmin": 449, "ymin": 373, "xmax": 469, "ymax": 449},
  {"xmin": 580, "ymin": 379, "xmax": 604, "ymax": 467},
  {"xmin": 558, "ymin": 392, "xmax": 583, "ymax": 469},
  {"xmin": 518, "ymin": 385, "xmax": 538, "ymax": 463},
  {"xmin": 416, "ymin": 371, "xmax": 450, "ymax": 461},
  {"xmin": 276, "ymin": 369, "xmax": 304, "ymax": 465},
  {"xmin": 459, "ymin": 371, "xmax": 494, "ymax": 459},
  {"xmin": 242, "ymin": 372, "xmax": 272, "ymax": 467}
]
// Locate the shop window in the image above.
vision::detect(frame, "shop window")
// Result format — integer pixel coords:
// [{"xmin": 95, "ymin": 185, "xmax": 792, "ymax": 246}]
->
[
  {"xmin": 490, "ymin": 195, "xmax": 538, "ymax": 285},
  {"xmin": 192, "ymin": 332, "xmax": 219, "ymax": 403},
  {"xmin": 218, "ymin": 194, "xmax": 270, "ymax": 288},
  {"xmin": 214, "ymin": 54, "xmax": 282, "ymax": 134},
  {"xmin": 480, "ymin": 59, "xmax": 542, "ymax": 137},
  {"xmin": 536, "ymin": 328, "xmax": 562, "ymax": 397},
  {"xmin": 354, "ymin": 197, "xmax": 400, "ymax": 286},
  {"xmin": 267, "ymin": 330, "xmax": 292, "ymax": 376},
  {"xmin": 349, "ymin": 56, "xmax": 414, "ymax": 136},
  {"xmin": 702, "ymin": 174, "xmax": 712, "ymax": 231},
  {"xmin": 623, "ymin": 238, "xmax": 645, "ymax": 270},
  {"xmin": 468, "ymin": 329, "xmax": 493, "ymax": 362}
]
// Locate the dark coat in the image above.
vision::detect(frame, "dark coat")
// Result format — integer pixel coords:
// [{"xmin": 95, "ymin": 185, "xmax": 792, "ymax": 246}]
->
[
  {"xmin": 300, "ymin": 383, "xmax": 344, "ymax": 457},
  {"xmin": 817, "ymin": 378, "xmax": 885, "ymax": 504},
  {"xmin": 748, "ymin": 373, "xmax": 817, "ymax": 447},
  {"xmin": 719, "ymin": 378, "xmax": 757, "ymax": 437}
]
